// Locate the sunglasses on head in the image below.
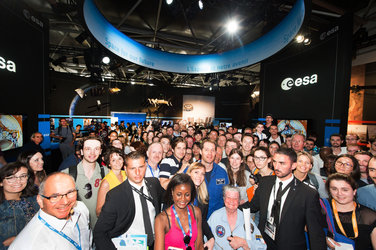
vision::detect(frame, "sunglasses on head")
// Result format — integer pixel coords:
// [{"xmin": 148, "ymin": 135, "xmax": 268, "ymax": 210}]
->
[{"xmin": 84, "ymin": 183, "xmax": 92, "ymax": 199}]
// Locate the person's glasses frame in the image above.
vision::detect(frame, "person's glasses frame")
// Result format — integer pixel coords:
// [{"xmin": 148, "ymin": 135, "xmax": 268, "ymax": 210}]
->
[
  {"xmin": 4, "ymin": 174, "xmax": 29, "ymax": 183},
  {"xmin": 40, "ymin": 189, "xmax": 78, "ymax": 203}
]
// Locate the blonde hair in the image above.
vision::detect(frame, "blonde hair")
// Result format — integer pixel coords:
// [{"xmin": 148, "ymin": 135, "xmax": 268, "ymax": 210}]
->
[
  {"xmin": 297, "ymin": 151, "xmax": 313, "ymax": 164},
  {"xmin": 186, "ymin": 162, "xmax": 209, "ymax": 205}
]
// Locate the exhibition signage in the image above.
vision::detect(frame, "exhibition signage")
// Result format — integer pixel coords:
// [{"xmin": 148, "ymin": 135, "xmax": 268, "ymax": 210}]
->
[{"xmin": 83, "ymin": 0, "xmax": 305, "ymax": 74}]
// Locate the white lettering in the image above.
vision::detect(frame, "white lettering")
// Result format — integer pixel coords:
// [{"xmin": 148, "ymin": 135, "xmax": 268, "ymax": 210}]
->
[
  {"xmin": 0, "ymin": 57, "xmax": 5, "ymax": 69},
  {"xmin": 302, "ymin": 76, "xmax": 310, "ymax": 85},
  {"xmin": 0, "ymin": 56, "xmax": 16, "ymax": 73},
  {"xmin": 281, "ymin": 74, "xmax": 318, "ymax": 91}
]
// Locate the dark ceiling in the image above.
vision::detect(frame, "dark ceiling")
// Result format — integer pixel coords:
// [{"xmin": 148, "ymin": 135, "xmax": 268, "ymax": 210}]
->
[{"xmin": 23, "ymin": 0, "xmax": 376, "ymax": 89}]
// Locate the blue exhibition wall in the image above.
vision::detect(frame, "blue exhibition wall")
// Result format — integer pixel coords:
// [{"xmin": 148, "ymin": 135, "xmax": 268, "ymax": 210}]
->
[{"xmin": 111, "ymin": 112, "xmax": 147, "ymax": 126}]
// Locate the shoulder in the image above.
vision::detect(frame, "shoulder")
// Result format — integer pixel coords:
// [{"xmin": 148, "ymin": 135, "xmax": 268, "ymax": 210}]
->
[
  {"xmin": 108, "ymin": 180, "xmax": 130, "ymax": 197},
  {"xmin": 76, "ymin": 201, "xmax": 90, "ymax": 216},
  {"xmin": 210, "ymin": 207, "xmax": 226, "ymax": 218},
  {"xmin": 191, "ymin": 204, "xmax": 202, "ymax": 218},
  {"xmin": 213, "ymin": 163, "xmax": 227, "ymax": 175},
  {"xmin": 259, "ymin": 175, "xmax": 275, "ymax": 185},
  {"xmin": 145, "ymin": 177, "xmax": 161, "ymax": 187},
  {"xmin": 100, "ymin": 178, "xmax": 110, "ymax": 189},
  {"xmin": 160, "ymin": 157, "xmax": 174, "ymax": 165},
  {"xmin": 61, "ymin": 168, "xmax": 69, "ymax": 174}
]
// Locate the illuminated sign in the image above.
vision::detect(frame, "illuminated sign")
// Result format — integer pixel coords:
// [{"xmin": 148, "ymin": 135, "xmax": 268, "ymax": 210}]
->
[
  {"xmin": 0, "ymin": 56, "xmax": 16, "ymax": 72},
  {"xmin": 281, "ymin": 74, "xmax": 318, "ymax": 91}
]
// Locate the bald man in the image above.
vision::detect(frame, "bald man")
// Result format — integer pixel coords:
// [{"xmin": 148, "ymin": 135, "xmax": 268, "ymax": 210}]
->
[{"xmin": 10, "ymin": 172, "xmax": 91, "ymax": 250}]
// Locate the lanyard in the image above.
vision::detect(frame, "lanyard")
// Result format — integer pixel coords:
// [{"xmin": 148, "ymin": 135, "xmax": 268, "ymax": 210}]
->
[
  {"xmin": 172, "ymin": 205, "xmax": 192, "ymax": 247},
  {"xmin": 147, "ymin": 162, "xmax": 159, "ymax": 178},
  {"xmin": 38, "ymin": 212, "xmax": 81, "ymax": 250},
  {"xmin": 131, "ymin": 184, "xmax": 154, "ymax": 203},
  {"xmin": 331, "ymin": 199, "xmax": 359, "ymax": 239}
]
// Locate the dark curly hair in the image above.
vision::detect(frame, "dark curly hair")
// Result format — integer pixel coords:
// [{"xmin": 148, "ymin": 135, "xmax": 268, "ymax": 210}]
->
[
  {"xmin": 103, "ymin": 147, "xmax": 125, "ymax": 168},
  {"xmin": 164, "ymin": 173, "xmax": 196, "ymax": 208},
  {"xmin": 0, "ymin": 162, "xmax": 38, "ymax": 203}
]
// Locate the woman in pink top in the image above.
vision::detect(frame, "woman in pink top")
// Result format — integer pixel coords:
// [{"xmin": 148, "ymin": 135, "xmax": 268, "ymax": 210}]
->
[{"xmin": 155, "ymin": 173, "xmax": 203, "ymax": 250}]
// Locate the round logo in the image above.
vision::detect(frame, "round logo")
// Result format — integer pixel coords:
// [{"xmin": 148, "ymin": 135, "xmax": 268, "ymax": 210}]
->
[
  {"xmin": 281, "ymin": 77, "xmax": 294, "ymax": 91},
  {"xmin": 216, "ymin": 225, "xmax": 225, "ymax": 238},
  {"xmin": 183, "ymin": 104, "xmax": 193, "ymax": 111}
]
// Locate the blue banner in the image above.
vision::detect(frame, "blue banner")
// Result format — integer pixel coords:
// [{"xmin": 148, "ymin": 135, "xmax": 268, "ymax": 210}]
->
[{"xmin": 83, "ymin": 0, "xmax": 305, "ymax": 74}]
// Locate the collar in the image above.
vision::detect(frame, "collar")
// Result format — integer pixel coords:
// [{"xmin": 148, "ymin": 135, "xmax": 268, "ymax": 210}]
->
[
  {"xmin": 77, "ymin": 161, "xmax": 100, "ymax": 176},
  {"xmin": 128, "ymin": 179, "xmax": 146, "ymax": 191},
  {"xmin": 170, "ymin": 154, "xmax": 181, "ymax": 165},
  {"xmin": 146, "ymin": 160, "xmax": 159, "ymax": 170},
  {"xmin": 220, "ymin": 208, "xmax": 243, "ymax": 230},
  {"xmin": 275, "ymin": 175, "xmax": 294, "ymax": 189},
  {"xmin": 39, "ymin": 203, "xmax": 81, "ymax": 232}
]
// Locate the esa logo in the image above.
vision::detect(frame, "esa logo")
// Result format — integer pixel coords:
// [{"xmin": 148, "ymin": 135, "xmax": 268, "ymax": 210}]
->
[
  {"xmin": 281, "ymin": 74, "xmax": 318, "ymax": 91},
  {"xmin": 0, "ymin": 56, "xmax": 16, "ymax": 73}
]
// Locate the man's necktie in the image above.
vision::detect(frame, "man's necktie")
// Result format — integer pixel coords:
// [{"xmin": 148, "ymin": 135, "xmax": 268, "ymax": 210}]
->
[
  {"xmin": 273, "ymin": 182, "xmax": 283, "ymax": 226},
  {"xmin": 140, "ymin": 186, "xmax": 153, "ymax": 246}
]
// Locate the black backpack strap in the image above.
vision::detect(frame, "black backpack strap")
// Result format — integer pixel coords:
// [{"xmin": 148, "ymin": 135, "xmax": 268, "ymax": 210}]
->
[
  {"xmin": 99, "ymin": 164, "xmax": 105, "ymax": 179},
  {"xmin": 68, "ymin": 165, "xmax": 78, "ymax": 181}
]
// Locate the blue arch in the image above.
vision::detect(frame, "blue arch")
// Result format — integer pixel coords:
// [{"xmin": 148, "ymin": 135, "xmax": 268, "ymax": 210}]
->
[{"xmin": 83, "ymin": 0, "xmax": 305, "ymax": 74}]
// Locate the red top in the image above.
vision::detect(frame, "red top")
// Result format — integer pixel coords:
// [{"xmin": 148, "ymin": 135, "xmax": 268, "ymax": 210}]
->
[{"xmin": 164, "ymin": 205, "xmax": 197, "ymax": 250}]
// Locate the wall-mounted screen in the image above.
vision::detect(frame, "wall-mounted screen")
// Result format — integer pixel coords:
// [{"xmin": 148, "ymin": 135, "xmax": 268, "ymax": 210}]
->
[
  {"xmin": 277, "ymin": 120, "xmax": 308, "ymax": 137},
  {"xmin": 0, "ymin": 115, "xmax": 23, "ymax": 151}
]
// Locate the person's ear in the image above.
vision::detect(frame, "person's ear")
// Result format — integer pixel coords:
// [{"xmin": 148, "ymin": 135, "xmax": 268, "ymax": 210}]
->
[{"xmin": 37, "ymin": 195, "xmax": 44, "ymax": 209}]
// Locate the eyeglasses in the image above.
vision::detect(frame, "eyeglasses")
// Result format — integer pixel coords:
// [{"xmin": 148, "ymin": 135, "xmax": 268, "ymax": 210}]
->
[
  {"xmin": 84, "ymin": 183, "xmax": 92, "ymax": 199},
  {"xmin": 184, "ymin": 235, "xmax": 192, "ymax": 250},
  {"xmin": 41, "ymin": 189, "xmax": 77, "ymax": 203},
  {"xmin": 4, "ymin": 174, "xmax": 28, "ymax": 183},
  {"xmin": 335, "ymin": 161, "xmax": 353, "ymax": 169},
  {"xmin": 253, "ymin": 156, "xmax": 267, "ymax": 162}
]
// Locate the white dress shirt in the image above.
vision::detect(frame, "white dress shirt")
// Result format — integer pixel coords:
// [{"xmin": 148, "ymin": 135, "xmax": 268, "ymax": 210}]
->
[
  {"xmin": 10, "ymin": 201, "xmax": 92, "ymax": 250},
  {"xmin": 126, "ymin": 179, "xmax": 156, "ymax": 236},
  {"xmin": 267, "ymin": 175, "xmax": 294, "ymax": 222}
]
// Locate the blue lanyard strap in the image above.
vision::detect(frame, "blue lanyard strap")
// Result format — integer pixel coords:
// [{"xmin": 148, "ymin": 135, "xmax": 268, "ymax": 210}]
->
[
  {"xmin": 38, "ymin": 212, "xmax": 82, "ymax": 250},
  {"xmin": 172, "ymin": 205, "xmax": 192, "ymax": 247},
  {"xmin": 147, "ymin": 162, "xmax": 159, "ymax": 177}
]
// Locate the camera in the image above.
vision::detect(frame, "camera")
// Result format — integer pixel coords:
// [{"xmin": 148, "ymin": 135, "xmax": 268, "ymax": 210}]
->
[{"xmin": 249, "ymin": 173, "xmax": 259, "ymax": 185}]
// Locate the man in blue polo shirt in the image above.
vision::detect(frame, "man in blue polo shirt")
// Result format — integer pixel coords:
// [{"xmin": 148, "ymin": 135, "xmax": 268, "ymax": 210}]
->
[{"xmin": 200, "ymin": 139, "xmax": 229, "ymax": 218}]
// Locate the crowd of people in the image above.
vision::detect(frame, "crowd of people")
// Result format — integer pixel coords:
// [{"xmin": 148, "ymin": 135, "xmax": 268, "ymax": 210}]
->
[{"xmin": 1, "ymin": 114, "xmax": 376, "ymax": 250}]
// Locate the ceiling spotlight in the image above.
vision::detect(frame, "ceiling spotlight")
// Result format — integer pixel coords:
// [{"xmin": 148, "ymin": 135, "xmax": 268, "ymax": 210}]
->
[
  {"xmin": 75, "ymin": 88, "xmax": 85, "ymax": 98},
  {"xmin": 209, "ymin": 86, "xmax": 213, "ymax": 91},
  {"xmin": 109, "ymin": 87, "xmax": 121, "ymax": 93},
  {"xmin": 102, "ymin": 56, "xmax": 110, "ymax": 64},
  {"xmin": 131, "ymin": 79, "xmax": 136, "ymax": 85},
  {"xmin": 303, "ymin": 37, "xmax": 311, "ymax": 45},
  {"xmin": 166, "ymin": 0, "xmax": 173, "ymax": 5},
  {"xmin": 295, "ymin": 34, "xmax": 304, "ymax": 43},
  {"xmin": 198, "ymin": 0, "xmax": 203, "ymax": 10},
  {"xmin": 226, "ymin": 19, "xmax": 239, "ymax": 34}
]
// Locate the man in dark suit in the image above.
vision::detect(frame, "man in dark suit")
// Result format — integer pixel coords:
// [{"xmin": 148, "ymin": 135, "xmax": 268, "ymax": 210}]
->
[
  {"xmin": 245, "ymin": 147, "xmax": 326, "ymax": 250},
  {"xmin": 94, "ymin": 151, "xmax": 164, "ymax": 250}
]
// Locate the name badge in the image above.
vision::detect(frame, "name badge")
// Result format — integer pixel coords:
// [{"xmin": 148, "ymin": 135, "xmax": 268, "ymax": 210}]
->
[
  {"xmin": 264, "ymin": 217, "xmax": 276, "ymax": 240},
  {"xmin": 216, "ymin": 178, "xmax": 225, "ymax": 185}
]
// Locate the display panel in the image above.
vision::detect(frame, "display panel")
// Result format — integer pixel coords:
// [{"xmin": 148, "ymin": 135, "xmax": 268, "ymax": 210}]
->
[
  {"xmin": 0, "ymin": 115, "xmax": 23, "ymax": 151},
  {"xmin": 277, "ymin": 120, "xmax": 308, "ymax": 137}
]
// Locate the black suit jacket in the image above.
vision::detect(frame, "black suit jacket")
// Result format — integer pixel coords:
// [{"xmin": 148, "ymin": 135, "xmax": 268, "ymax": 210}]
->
[
  {"xmin": 247, "ymin": 175, "xmax": 326, "ymax": 250},
  {"xmin": 93, "ymin": 177, "xmax": 164, "ymax": 250}
]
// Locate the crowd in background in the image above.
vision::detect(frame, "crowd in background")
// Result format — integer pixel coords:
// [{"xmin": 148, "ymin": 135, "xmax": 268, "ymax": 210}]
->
[{"xmin": 1, "ymin": 114, "xmax": 376, "ymax": 250}]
